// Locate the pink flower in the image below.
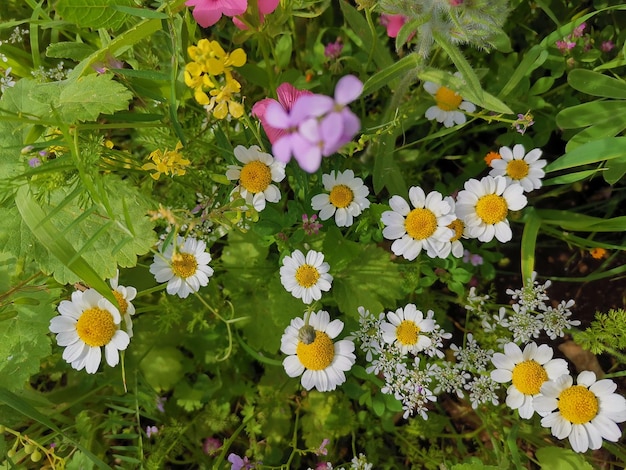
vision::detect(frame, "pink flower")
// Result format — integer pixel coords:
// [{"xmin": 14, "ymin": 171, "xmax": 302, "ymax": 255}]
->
[
  {"xmin": 232, "ymin": 0, "xmax": 279, "ymax": 29},
  {"xmin": 380, "ymin": 14, "xmax": 407, "ymax": 38},
  {"xmin": 555, "ymin": 40, "xmax": 576, "ymax": 53},
  {"xmin": 252, "ymin": 82, "xmax": 313, "ymax": 144},
  {"xmin": 601, "ymin": 40, "xmax": 615, "ymax": 52},
  {"xmin": 324, "ymin": 39, "xmax": 343, "ymax": 59},
  {"xmin": 186, "ymin": 0, "xmax": 247, "ymax": 27},
  {"xmin": 263, "ymin": 75, "xmax": 363, "ymax": 173}
]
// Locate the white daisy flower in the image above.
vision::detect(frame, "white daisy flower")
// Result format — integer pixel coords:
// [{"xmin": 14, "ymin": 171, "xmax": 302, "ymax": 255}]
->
[
  {"xmin": 311, "ymin": 169, "xmax": 370, "ymax": 227},
  {"xmin": 438, "ymin": 196, "xmax": 470, "ymax": 258},
  {"xmin": 489, "ymin": 144, "xmax": 547, "ymax": 192},
  {"xmin": 491, "ymin": 342, "xmax": 569, "ymax": 419},
  {"xmin": 280, "ymin": 310, "xmax": 356, "ymax": 392},
  {"xmin": 423, "ymin": 73, "xmax": 476, "ymax": 128},
  {"xmin": 149, "ymin": 235, "xmax": 214, "ymax": 299},
  {"xmin": 109, "ymin": 269, "xmax": 137, "ymax": 338},
  {"xmin": 225, "ymin": 144, "xmax": 285, "ymax": 212},
  {"xmin": 533, "ymin": 371, "xmax": 626, "ymax": 453},
  {"xmin": 49, "ymin": 288, "xmax": 131, "ymax": 374},
  {"xmin": 280, "ymin": 249, "xmax": 332, "ymax": 304},
  {"xmin": 455, "ymin": 175, "xmax": 527, "ymax": 243},
  {"xmin": 380, "ymin": 304, "xmax": 436, "ymax": 355},
  {"xmin": 381, "ymin": 186, "xmax": 455, "ymax": 260}
]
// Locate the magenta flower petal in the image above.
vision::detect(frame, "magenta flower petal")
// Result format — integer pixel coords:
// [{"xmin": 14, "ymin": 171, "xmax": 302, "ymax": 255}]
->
[
  {"xmin": 265, "ymin": 101, "xmax": 292, "ymax": 129},
  {"xmin": 277, "ymin": 82, "xmax": 312, "ymax": 111},
  {"xmin": 258, "ymin": 0, "xmax": 280, "ymax": 14},
  {"xmin": 291, "ymin": 94, "xmax": 334, "ymax": 121}
]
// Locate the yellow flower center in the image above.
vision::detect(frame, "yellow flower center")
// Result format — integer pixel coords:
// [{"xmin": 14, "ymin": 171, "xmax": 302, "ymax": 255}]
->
[
  {"xmin": 112, "ymin": 290, "xmax": 128, "ymax": 315},
  {"xmin": 448, "ymin": 219, "xmax": 464, "ymax": 241},
  {"xmin": 475, "ymin": 194, "xmax": 508, "ymax": 225},
  {"xmin": 171, "ymin": 252, "xmax": 198, "ymax": 279},
  {"xmin": 296, "ymin": 331, "xmax": 335, "ymax": 370},
  {"xmin": 295, "ymin": 264, "xmax": 320, "ymax": 288},
  {"xmin": 506, "ymin": 159, "xmax": 530, "ymax": 180},
  {"xmin": 76, "ymin": 307, "xmax": 117, "ymax": 347},
  {"xmin": 239, "ymin": 160, "xmax": 272, "ymax": 194},
  {"xmin": 396, "ymin": 320, "xmax": 420, "ymax": 346},
  {"xmin": 558, "ymin": 385, "xmax": 599, "ymax": 424},
  {"xmin": 329, "ymin": 184, "xmax": 354, "ymax": 209},
  {"xmin": 405, "ymin": 208, "xmax": 437, "ymax": 240},
  {"xmin": 511, "ymin": 360, "xmax": 548, "ymax": 395},
  {"xmin": 435, "ymin": 86, "xmax": 463, "ymax": 111}
]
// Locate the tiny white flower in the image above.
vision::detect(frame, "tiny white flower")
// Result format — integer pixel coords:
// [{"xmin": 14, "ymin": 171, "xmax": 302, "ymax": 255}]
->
[
  {"xmin": 455, "ymin": 175, "xmax": 527, "ymax": 243},
  {"xmin": 490, "ymin": 144, "xmax": 547, "ymax": 192},
  {"xmin": 491, "ymin": 342, "xmax": 569, "ymax": 419},
  {"xmin": 311, "ymin": 169, "xmax": 370, "ymax": 227},
  {"xmin": 534, "ymin": 371, "xmax": 626, "ymax": 453},
  {"xmin": 149, "ymin": 236, "xmax": 214, "ymax": 299},
  {"xmin": 381, "ymin": 186, "xmax": 455, "ymax": 260},
  {"xmin": 424, "ymin": 73, "xmax": 476, "ymax": 128},
  {"xmin": 280, "ymin": 249, "xmax": 332, "ymax": 304},
  {"xmin": 226, "ymin": 145, "xmax": 285, "ymax": 212}
]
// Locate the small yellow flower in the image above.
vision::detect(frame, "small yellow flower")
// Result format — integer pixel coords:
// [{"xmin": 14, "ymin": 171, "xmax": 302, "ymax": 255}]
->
[
  {"xmin": 206, "ymin": 80, "xmax": 244, "ymax": 120},
  {"xmin": 142, "ymin": 142, "xmax": 190, "ymax": 180},
  {"xmin": 589, "ymin": 247, "xmax": 607, "ymax": 259}
]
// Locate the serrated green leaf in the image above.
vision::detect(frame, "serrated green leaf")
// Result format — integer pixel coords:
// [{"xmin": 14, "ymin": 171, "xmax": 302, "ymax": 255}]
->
[
  {"xmin": 56, "ymin": 0, "xmax": 134, "ymax": 30},
  {"xmin": 46, "ymin": 42, "xmax": 97, "ymax": 61},
  {"xmin": 536, "ymin": 446, "xmax": 593, "ymax": 470},
  {"xmin": 56, "ymin": 74, "xmax": 133, "ymax": 122}
]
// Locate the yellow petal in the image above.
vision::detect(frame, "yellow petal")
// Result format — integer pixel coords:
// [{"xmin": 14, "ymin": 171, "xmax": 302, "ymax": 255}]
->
[{"xmin": 228, "ymin": 48, "xmax": 247, "ymax": 67}]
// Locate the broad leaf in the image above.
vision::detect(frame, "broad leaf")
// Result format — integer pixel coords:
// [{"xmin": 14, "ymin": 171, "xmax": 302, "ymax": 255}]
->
[{"xmin": 56, "ymin": 0, "xmax": 134, "ymax": 30}]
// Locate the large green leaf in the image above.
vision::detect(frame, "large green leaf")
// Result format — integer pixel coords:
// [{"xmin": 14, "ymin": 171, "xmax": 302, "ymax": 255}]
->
[
  {"xmin": 556, "ymin": 101, "xmax": 626, "ymax": 129},
  {"xmin": 567, "ymin": 69, "xmax": 626, "ymax": 99},
  {"xmin": 56, "ymin": 0, "xmax": 134, "ymax": 30},
  {"xmin": 546, "ymin": 137, "xmax": 626, "ymax": 173},
  {"xmin": 14, "ymin": 178, "xmax": 156, "ymax": 287},
  {"xmin": 0, "ymin": 255, "xmax": 62, "ymax": 392}
]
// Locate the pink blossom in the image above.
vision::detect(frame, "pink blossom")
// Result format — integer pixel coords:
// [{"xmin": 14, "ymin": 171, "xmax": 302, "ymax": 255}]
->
[
  {"xmin": 572, "ymin": 22, "xmax": 586, "ymax": 38},
  {"xmin": 252, "ymin": 82, "xmax": 313, "ymax": 144},
  {"xmin": 601, "ymin": 40, "xmax": 615, "ymax": 52},
  {"xmin": 263, "ymin": 75, "xmax": 363, "ymax": 173},
  {"xmin": 302, "ymin": 214, "xmax": 323, "ymax": 235},
  {"xmin": 555, "ymin": 40, "xmax": 576, "ymax": 53},
  {"xmin": 232, "ymin": 0, "xmax": 279, "ymax": 29},
  {"xmin": 380, "ymin": 14, "xmax": 407, "ymax": 38},
  {"xmin": 324, "ymin": 39, "xmax": 343, "ymax": 59},
  {"xmin": 186, "ymin": 0, "xmax": 247, "ymax": 27}
]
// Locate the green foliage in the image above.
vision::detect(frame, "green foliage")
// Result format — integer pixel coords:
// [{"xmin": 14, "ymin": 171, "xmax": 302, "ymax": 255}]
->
[
  {"xmin": 535, "ymin": 447, "xmax": 594, "ymax": 470},
  {"xmin": 56, "ymin": 0, "xmax": 134, "ymax": 30},
  {"xmin": 572, "ymin": 309, "xmax": 626, "ymax": 356}
]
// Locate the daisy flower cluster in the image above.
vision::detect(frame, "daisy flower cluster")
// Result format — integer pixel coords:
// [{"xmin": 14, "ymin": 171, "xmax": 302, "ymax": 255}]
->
[
  {"xmin": 184, "ymin": 39, "xmax": 247, "ymax": 119},
  {"xmin": 349, "ymin": 305, "xmax": 452, "ymax": 419}
]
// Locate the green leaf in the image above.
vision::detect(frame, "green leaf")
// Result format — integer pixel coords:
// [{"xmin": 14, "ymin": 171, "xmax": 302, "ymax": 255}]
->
[
  {"xmin": 536, "ymin": 209, "xmax": 626, "ymax": 232},
  {"xmin": 546, "ymin": 137, "xmax": 626, "ymax": 173},
  {"xmin": 604, "ymin": 155, "xmax": 626, "ymax": 184},
  {"xmin": 0, "ymin": 256, "xmax": 61, "ymax": 391},
  {"xmin": 498, "ymin": 45, "xmax": 547, "ymax": 100},
  {"xmin": 432, "ymin": 32, "xmax": 483, "ymax": 102},
  {"xmin": 520, "ymin": 208, "xmax": 540, "ymax": 286},
  {"xmin": 567, "ymin": 69, "xmax": 626, "ymax": 99},
  {"xmin": 140, "ymin": 347, "xmax": 186, "ymax": 392},
  {"xmin": 536, "ymin": 447, "xmax": 593, "ymax": 470},
  {"xmin": 56, "ymin": 0, "xmax": 134, "ymax": 30},
  {"xmin": 56, "ymin": 74, "xmax": 133, "ymax": 123},
  {"xmin": 275, "ymin": 34, "xmax": 293, "ymax": 69},
  {"xmin": 46, "ymin": 42, "xmax": 97, "ymax": 61},
  {"xmin": 109, "ymin": 5, "xmax": 168, "ymax": 18},
  {"xmin": 556, "ymin": 101, "xmax": 626, "ymax": 129},
  {"xmin": 362, "ymin": 53, "xmax": 419, "ymax": 97},
  {"xmin": 543, "ymin": 169, "xmax": 603, "ymax": 186}
]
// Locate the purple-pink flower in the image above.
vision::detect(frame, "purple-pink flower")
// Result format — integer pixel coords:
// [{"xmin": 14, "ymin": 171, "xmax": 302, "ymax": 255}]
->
[
  {"xmin": 186, "ymin": 0, "xmax": 247, "ymax": 27},
  {"xmin": 601, "ymin": 40, "xmax": 615, "ymax": 52},
  {"xmin": 228, "ymin": 453, "xmax": 253, "ymax": 470},
  {"xmin": 380, "ymin": 14, "xmax": 406, "ymax": 38},
  {"xmin": 262, "ymin": 75, "xmax": 363, "ymax": 173},
  {"xmin": 324, "ymin": 39, "xmax": 343, "ymax": 59},
  {"xmin": 252, "ymin": 82, "xmax": 313, "ymax": 145},
  {"xmin": 303, "ymin": 214, "xmax": 323, "ymax": 235}
]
